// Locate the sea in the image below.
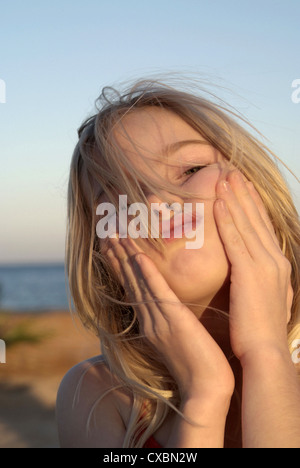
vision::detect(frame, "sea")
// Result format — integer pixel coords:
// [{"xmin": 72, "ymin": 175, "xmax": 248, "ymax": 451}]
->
[{"xmin": 0, "ymin": 263, "xmax": 70, "ymax": 312}]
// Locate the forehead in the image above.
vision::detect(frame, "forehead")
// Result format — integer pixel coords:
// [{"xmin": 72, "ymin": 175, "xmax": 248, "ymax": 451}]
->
[{"xmin": 113, "ymin": 107, "xmax": 203, "ymax": 162}]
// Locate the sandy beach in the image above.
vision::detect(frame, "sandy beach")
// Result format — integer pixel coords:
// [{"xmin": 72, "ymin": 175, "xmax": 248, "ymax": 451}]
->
[{"xmin": 0, "ymin": 310, "xmax": 100, "ymax": 448}]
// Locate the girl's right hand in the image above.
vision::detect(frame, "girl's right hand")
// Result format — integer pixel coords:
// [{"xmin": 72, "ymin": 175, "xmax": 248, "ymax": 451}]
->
[{"xmin": 105, "ymin": 235, "xmax": 235, "ymax": 404}]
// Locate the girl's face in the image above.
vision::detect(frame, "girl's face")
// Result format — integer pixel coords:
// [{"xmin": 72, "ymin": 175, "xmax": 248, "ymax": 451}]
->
[{"xmin": 110, "ymin": 107, "xmax": 232, "ymax": 316}]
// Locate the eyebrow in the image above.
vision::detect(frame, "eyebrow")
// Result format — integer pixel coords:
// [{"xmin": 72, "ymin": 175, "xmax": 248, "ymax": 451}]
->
[{"xmin": 161, "ymin": 139, "xmax": 208, "ymax": 157}]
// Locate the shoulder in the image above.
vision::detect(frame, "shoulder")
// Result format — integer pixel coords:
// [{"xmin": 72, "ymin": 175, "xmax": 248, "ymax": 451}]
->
[{"xmin": 56, "ymin": 355, "xmax": 133, "ymax": 447}]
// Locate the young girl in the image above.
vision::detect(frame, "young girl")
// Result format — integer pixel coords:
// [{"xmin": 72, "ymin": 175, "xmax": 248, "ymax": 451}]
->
[{"xmin": 56, "ymin": 78, "xmax": 300, "ymax": 448}]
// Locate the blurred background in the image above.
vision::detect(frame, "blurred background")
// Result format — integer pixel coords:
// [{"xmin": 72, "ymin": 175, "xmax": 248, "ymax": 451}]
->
[{"xmin": 0, "ymin": 0, "xmax": 299, "ymax": 447}]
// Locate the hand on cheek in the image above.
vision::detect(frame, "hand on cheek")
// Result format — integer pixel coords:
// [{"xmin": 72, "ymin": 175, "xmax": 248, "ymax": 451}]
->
[
  {"xmin": 213, "ymin": 169, "xmax": 293, "ymax": 362},
  {"xmin": 104, "ymin": 234, "xmax": 235, "ymax": 401}
]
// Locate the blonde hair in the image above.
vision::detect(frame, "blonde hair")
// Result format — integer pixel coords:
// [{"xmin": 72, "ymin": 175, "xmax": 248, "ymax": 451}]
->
[{"xmin": 66, "ymin": 78, "xmax": 300, "ymax": 447}]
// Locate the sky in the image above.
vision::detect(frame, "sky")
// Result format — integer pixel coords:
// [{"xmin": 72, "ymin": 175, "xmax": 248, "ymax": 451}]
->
[{"xmin": 0, "ymin": 0, "xmax": 299, "ymax": 264}]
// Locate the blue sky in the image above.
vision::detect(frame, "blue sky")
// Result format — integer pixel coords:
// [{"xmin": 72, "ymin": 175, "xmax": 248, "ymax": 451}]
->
[{"xmin": 0, "ymin": 0, "xmax": 299, "ymax": 263}]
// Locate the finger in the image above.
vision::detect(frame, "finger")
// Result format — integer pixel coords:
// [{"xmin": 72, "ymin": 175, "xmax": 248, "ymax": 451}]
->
[
  {"xmin": 226, "ymin": 170, "xmax": 281, "ymax": 258},
  {"xmin": 213, "ymin": 198, "xmax": 252, "ymax": 265},
  {"xmin": 117, "ymin": 237, "xmax": 188, "ymax": 322},
  {"xmin": 112, "ymin": 238, "xmax": 203, "ymax": 346},
  {"xmin": 107, "ymin": 239, "xmax": 162, "ymax": 339},
  {"xmin": 215, "ymin": 178, "xmax": 270, "ymax": 262},
  {"xmin": 245, "ymin": 180, "xmax": 280, "ymax": 247},
  {"xmin": 108, "ymin": 237, "xmax": 156, "ymax": 334},
  {"xmin": 118, "ymin": 235, "xmax": 145, "ymax": 258},
  {"xmin": 116, "ymin": 237, "xmax": 175, "ymax": 312},
  {"xmin": 110, "ymin": 237, "xmax": 192, "ymax": 330},
  {"xmin": 108, "ymin": 236, "xmax": 146, "ymax": 304},
  {"xmin": 106, "ymin": 247, "xmax": 126, "ymax": 287},
  {"xmin": 110, "ymin": 236, "xmax": 150, "ymax": 299},
  {"xmin": 133, "ymin": 251, "xmax": 188, "ymax": 320}
]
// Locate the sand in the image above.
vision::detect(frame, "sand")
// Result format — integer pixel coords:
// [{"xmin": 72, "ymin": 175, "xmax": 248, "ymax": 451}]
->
[{"xmin": 0, "ymin": 310, "xmax": 100, "ymax": 448}]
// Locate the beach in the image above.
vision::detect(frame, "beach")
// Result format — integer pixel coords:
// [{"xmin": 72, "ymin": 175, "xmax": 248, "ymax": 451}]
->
[{"xmin": 0, "ymin": 310, "xmax": 100, "ymax": 448}]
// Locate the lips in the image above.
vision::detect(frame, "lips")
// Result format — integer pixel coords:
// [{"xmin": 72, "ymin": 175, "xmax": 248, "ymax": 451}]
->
[{"xmin": 160, "ymin": 210, "xmax": 200, "ymax": 242}]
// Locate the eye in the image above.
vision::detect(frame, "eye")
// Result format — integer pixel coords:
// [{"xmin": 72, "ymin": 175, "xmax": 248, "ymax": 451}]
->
[{"xmin": 183, "ymin": 165, "xmax": 207, "ymax": 177}]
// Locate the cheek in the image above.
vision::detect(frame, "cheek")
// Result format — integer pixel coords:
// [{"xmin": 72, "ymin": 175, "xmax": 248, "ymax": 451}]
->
[
  {"xmin": 138, "ymin": 166, "xmax": 230, "ymax": 299},
  {"xmin": 147, "ymin": 202, "xmax": 230, "ymax": 301},
  {"xmin": 184, "ymin": 167, "xmax": 221, "ymax": 199},
  {"xmin": 169, "ymin": 215, "xmax": 229, "ymax": 281},
  {"xmin": 159, "ymin": 248, "xmax": 230, "ymax": 304}
]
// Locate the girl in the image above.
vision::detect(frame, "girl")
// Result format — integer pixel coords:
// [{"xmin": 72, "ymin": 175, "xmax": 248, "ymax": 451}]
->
[{"xmin": 56, "ymin": 78, "xmax": 300, "ymax": 448}]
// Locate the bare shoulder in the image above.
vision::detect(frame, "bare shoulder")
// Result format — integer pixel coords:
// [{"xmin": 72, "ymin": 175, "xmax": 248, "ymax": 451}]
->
[{"xmin": 56, "ymin": 355, "xmax": 133, "ymax": 448}]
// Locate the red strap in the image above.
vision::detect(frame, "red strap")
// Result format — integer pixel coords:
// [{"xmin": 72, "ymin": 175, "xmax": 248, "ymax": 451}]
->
[{"xmin": 143, "ymin": 435, "xmax": 162, "ymax": 448}]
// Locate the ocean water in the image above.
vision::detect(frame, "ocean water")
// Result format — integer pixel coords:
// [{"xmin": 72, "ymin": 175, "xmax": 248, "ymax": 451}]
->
[{"xmin": 0, "ymin": 264, "xmax": 70, "ymax": 312}]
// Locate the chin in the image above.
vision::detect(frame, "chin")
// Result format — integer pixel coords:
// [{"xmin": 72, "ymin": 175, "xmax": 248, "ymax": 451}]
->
[{"xmin": 160, "ymin": 252, "xmax": 230, "ymax": 309}]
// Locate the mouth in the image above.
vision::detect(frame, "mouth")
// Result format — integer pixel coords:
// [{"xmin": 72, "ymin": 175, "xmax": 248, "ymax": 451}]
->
[{"xmin": 160, "ymin": 210, "xmax": 201, "ymax": 243}]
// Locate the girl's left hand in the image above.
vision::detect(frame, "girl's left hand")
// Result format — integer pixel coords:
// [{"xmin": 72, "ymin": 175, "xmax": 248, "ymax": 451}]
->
[{"xmin": 213, "ymin": 169, "xmax": 294, "ymax": 363}]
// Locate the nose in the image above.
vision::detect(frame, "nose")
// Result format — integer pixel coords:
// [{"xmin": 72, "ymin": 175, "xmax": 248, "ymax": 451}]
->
[{"xmin": 146, "ymin": 192, "xmax": 183, "ymax": 218}]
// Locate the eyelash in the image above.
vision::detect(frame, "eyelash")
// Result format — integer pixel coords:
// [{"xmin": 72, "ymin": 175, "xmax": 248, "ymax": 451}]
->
[{"xmin": 183, "ymin": 165, "xmax": 207, "ymax": 177}]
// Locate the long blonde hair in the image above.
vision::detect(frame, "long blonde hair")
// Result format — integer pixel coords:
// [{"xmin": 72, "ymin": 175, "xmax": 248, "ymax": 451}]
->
[{"xmin": 66, "ymin": 78, "xmax": 300, "ymax": 447}]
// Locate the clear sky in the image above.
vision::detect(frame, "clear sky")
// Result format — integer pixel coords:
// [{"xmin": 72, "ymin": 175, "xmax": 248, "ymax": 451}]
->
[{"xmin": 0, "ymin": 0, "xmax": 299, "ymax": 264}]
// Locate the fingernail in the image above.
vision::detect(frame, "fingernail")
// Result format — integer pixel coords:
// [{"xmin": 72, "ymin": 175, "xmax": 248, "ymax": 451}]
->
[
  {"xmin": 217, "ymin": 199, "xmax": 228, "ymax": 213},
  {"xmin": 108, "ymin": 234, "xmax": 119, "ymax": 244},
  {"xmin": 221, "ymin": 180, "xmax": 230, "ymax": 192},
  {"xmin": 106, "ymin": 248, "xmax": 114, "ymax": 258},
  {"xmin": 135, "ymin": 254, "xmax": 144, "ymax": 266}
]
